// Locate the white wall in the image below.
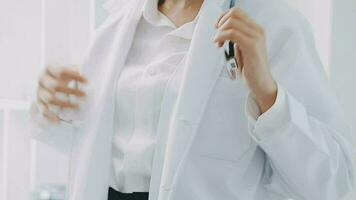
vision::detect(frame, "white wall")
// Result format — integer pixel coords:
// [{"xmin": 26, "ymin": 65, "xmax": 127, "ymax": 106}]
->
[
  {"xmin": 329, "ymin": 0, "xmax": 356, "ymax": 198},
  {"xmin": 330, "ymin": 0, "xmax": 356, "ymax": 145},
  {"xmin": 0, "ymin": 0, "xmax": 42, "ymax": 100}
]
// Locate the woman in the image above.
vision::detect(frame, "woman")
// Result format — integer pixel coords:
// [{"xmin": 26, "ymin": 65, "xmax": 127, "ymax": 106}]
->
[{"xmin": 29, "ymin": 0, "xmax": 355, "ymax": 200}]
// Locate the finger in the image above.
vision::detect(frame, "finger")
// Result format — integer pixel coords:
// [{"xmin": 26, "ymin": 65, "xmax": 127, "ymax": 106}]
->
[
  {"xmin": 47, "ymin": 65, "xmax": 88, "ymax": 83},
  {"xmin": 43, "ymin": 109, "xmax": 61, "ymax": 124},
  {"xmin": 215, "ymin": 19, "xmax": 256, "ymax": 47},
  {"xmin": 49, "ymin": 95, "xmax": 79, "ymax": 109},
  {"xmin": 217, "ymin": 41, "xmax": 224, "ymax": 48},
  {"xmin": 213, "ymin": 29, "xmax": 252, "ymax": 49},
  {"xmin": 234, "ymin": 43, "xmax": 244, "ymax": 69},
  {"xmin": 60, "ymin": 70, "xmax": 88, "ymax": 83},
  {"xmin": 217, "ymin": 7, "xmax": 258, "ymax": 31},
  {"xmin": 37, "ymin": 99, "xmax": 60, "ymax": 124},
  {"xmin": 42, "ymin": 70, "xmax": 87, "ymax": 97},
  {"xmin": 215, "ymin": 10, "xmax": 229, "ymax": 28},
  {"xmin": 54, "ymin": 84, "xmax": 86, "ymax": 97},
  {"xmin": 37, "ymin": 93, "xmax": 49, "ymax": 110},
  {"xmin": 217, "ymin": 17, "xmax": 259, "ymax": 39},
  {"xmin": 39, "ymin": 73, "xmax": 58, "ymax": 93},
  {"xmin": 38, "ymin": 88, "xmax": 79, "ymax": 109},
  {"xmin": 37, "ymin": 87, "xmax": 53, "ymax": 105}
]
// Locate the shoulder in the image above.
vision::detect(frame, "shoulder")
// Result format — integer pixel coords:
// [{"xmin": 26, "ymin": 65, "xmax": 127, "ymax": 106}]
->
[
  {"xmin": 242, "ymin": 0, "xmax": 316, "ymax": 60},
  {"xmin": 82, "ymin": 0, "xmax": 141, "ymax": 69},
  {"xmin": 239, "ymin": 0, "xmax": 322, "ymax": 77},
  {"xmin": 94, "ymin": 0, "xmax": 145, "ymax": 38},
  {"xmin": 94, "ymin": 1, "xmax": 130, "ymax": 36},
  {"xmin": 241, "ymin": 0, "xmax": 310, "ymax": 32},
  {"xmin": 88, "ymin": 0, "xmax": 136, "ymax": 51},
  {"xmin": 102, "ymin": 0, "xmax": 131, "ymax": 16}
]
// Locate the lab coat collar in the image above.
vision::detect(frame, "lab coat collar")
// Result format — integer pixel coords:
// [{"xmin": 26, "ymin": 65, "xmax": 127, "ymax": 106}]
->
[
  {"xmin": 67, "ymin": 1, "xmax": 146, "ymax": 200},
  {"xmin": 147, "ymin": 0, "xmax": 228, "ymax": 199}
]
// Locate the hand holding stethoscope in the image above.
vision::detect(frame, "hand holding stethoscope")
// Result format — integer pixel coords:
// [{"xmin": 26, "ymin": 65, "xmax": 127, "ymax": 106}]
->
[{"xmin": 214, "ymin": 0, "xmax": 278, "ymax": 113}]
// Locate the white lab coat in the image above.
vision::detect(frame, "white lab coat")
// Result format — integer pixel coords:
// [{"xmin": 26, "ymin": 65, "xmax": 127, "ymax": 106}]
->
[{"xmin": 29, "ymin": 0, "xmax": 355, "ymax": 199}]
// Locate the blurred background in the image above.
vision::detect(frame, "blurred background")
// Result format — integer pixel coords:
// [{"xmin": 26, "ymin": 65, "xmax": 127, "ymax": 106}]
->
[{"xmin": 0, "ymin": 0, "xmax": 355, "ymax": 199}]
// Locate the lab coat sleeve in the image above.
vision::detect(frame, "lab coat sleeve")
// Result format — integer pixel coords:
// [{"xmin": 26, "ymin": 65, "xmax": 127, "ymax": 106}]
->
[
  {"xmin": 28, "ymin": 10, "xmax": 127, "ymax": 155},
  {"xmin": 28, "ymin": 41, "xmax": 92, "ymax": 155},
  {"xmin": 244, "ymin": 12, "xmax": 356, "ymax": 200},
  {"xmin": 29, "ymin": 99, "xmax": 83, "ymax": 155}
]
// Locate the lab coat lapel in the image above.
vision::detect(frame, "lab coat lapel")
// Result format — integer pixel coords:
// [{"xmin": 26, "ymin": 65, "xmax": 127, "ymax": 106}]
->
[
  {"xmin": 68, "ymin": 1, "xmax": 144, "ymax": 200},
  {"xmin": 149, "ymin": 1, "xmax": 227, "ymax": 199}
]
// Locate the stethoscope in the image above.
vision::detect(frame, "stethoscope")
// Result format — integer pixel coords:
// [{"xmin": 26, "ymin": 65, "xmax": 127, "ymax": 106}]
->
[{"xmin": 224, "ymin": 0, "xmax": 239, "ymax": 80}]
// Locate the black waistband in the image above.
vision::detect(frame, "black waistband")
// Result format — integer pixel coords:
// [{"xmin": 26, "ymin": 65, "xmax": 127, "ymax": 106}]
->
[{"xmin": 108, "ymin": 187, "xmax": 149, "ymax": 200}]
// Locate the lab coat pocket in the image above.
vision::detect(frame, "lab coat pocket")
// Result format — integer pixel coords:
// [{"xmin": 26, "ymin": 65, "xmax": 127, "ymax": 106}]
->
[
  {"xmin": 216, "ymin": 64, "xmax": 249, "ymax": 99},
  {"xmin": 218, "ymin": 60, "xmax": 242, "ymax": 80},
  {"xmin": 189, "ymin": 76, "xmax": 252, "ymax": 162}
]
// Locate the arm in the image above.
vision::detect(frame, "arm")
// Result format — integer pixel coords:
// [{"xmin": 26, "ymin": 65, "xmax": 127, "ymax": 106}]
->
[
  {"xmin": 247, "ymin": 84, "xmax": 355, "ymax": 200},
  {"xmin": 245, "ymin": 13, "xmax": 355, "ymax": 200},
  {"xmin": 29, "ymin": 99, "xmax": 83, "ymax": 155},
  {"xmin": 213, "ymin": 5, "xmax": 355, "ymax": 200},
  {"xmin": 29, "ymin": 62, "xmax": 88, "ymax": 155},
  {"xmin": 28, "ymin": 9, "xmax": 127, "ymax": 155}
]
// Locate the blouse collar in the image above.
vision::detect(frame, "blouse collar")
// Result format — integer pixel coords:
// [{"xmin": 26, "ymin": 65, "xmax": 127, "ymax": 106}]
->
[{"xmin": 142, "ymin": 0, "xmax": 204, "ymax": 40}]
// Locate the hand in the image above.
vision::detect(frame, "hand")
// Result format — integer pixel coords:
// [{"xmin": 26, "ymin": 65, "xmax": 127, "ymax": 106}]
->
[
  {"xmin": 213, "ymin": 7, "xmax": 277, "ymax": 113},
  {"xmin": 36, "ymin": 65, "xmax": 88, "ymax": 124}
]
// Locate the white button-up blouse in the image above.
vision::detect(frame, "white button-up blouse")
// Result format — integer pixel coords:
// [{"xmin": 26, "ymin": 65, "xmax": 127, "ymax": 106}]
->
[{"xmin": 109, "ymin": 0, "xmax": 201, "ymax": 193}]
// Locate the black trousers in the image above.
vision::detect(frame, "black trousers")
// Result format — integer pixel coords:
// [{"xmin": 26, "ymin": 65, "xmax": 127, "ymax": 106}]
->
[{"xmin": 108, "ymin": 187, "xmax": 149, "ymax": 200}]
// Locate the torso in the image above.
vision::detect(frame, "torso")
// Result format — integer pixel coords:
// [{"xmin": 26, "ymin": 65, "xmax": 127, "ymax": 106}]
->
[{"xmin": 110, "ymin": 0, "xmax": 202, "ymax": 192}]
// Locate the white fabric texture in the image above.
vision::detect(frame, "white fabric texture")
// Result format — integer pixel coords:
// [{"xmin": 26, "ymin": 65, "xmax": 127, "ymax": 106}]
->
[
  {"xmin": 110, "ymin": 0, "xmax": 200, "ymax": 193},
  {"xmin": 28, "ymin": 0, "xmax": 355, "ymax": 200}
]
